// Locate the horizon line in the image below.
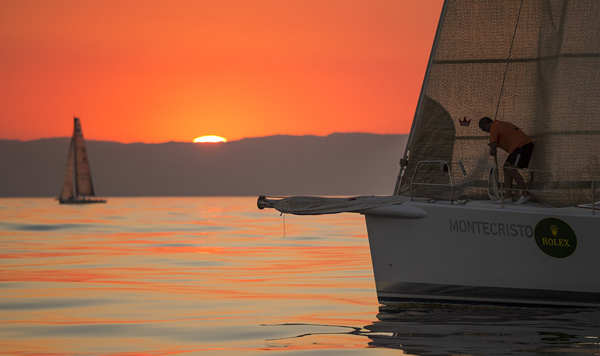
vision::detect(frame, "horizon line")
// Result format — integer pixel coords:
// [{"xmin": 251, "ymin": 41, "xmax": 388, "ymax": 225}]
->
[{"xmin": 0, "ymin": 132, "xmax": 409, "ymax": 145}]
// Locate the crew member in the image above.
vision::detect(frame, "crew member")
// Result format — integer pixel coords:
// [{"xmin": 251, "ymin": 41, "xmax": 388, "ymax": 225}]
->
[{"xmin": 479, "ymin": 117, "xmax": 534, "ymax": 204}]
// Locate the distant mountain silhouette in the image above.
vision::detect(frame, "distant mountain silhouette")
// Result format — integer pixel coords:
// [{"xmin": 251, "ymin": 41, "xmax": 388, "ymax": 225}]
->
[{"xmin": 0, "ymin": 133, "xmax": 407, "ymax": 197}]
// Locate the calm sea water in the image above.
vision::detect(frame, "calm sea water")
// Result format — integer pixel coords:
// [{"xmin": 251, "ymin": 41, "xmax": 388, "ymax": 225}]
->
[{"xmin": 1, "ymin": 197, "xmax": 599, "ymax": 356}]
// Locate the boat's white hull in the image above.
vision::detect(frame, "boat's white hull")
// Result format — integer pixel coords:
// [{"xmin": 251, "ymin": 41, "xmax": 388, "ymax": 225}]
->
[
  {"xmin": 364, "ymin": 201, "xmax": 600, "ymax": 307},
  {"xmin": 59, "ymin": 198, "xmax": 107, "ymax": 204}
]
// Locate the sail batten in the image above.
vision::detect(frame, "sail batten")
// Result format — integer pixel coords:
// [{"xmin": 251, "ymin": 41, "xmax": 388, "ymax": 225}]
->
[{"xmin": 433, "ymin": 53, "xmax": 600, "ymax": 65}]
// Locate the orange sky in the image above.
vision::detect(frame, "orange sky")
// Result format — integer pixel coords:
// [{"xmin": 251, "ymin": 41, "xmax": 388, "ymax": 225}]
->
[{"xmin": 0, "ymin": 0, "xmax": 443, "ymax": 143}]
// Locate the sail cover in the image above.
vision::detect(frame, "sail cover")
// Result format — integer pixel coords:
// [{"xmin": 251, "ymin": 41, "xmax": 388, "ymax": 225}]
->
[{"xmin": 398, "ymin": 0, "xmax": 600, "ymax": 207}]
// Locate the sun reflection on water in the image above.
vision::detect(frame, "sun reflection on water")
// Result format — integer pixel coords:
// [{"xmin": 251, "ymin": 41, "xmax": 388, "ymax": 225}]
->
[{"xmin": 0, "ymin": 197, "xmax": 383, "ymax": 355}]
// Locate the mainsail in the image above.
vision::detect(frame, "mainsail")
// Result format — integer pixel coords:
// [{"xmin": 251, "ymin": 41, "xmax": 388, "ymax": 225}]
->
[
  {"xmin": 59, "ymin": 134, "xmax": 76, "ymax": 201},
  {"xmin": 59, "ymin": 117, "xmax": 103, "ymax": 203},
  {"xmin": 397, "ymin": 0, "xmax": 600, "ymax": 207},
  {"xmin": 73, "ymin": 118, "xmax": 95, "ymax": 196}
]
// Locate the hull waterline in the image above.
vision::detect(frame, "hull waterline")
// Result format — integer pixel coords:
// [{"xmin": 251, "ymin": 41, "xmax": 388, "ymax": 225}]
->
[{"xmin": 59, "ymin": 198, "xmax": 107, "ymax": 204}]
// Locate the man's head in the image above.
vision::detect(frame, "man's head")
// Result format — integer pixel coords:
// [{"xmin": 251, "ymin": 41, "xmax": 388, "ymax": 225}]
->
[{"xmin": 479, "ymin": 117, "xmax": 493, "ymax": 132}]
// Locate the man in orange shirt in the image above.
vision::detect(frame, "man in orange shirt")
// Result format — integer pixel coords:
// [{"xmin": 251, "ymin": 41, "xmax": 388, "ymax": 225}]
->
[{"xmin": 479, "ymin": 117, "xmax": 534, "ymax": 204}]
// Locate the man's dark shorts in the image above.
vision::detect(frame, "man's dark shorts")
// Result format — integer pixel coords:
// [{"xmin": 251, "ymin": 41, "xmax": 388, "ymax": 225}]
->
[{"xmin": 506, "ymin": 142, "xmax": 534, "ymax": 168}]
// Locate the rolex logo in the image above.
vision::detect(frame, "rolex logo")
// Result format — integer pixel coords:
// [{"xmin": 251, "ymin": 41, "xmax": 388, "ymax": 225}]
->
[
  {"xmin": 550, "ymin": 225, "xmax": 558, "ymax": 237},
  {"xmin": 535, "ymin": 218, "xmax": 577, "ymax": 258},
  {"xmin": 459, "ymin": 117, "xmax": 471, "ymax": 127}
]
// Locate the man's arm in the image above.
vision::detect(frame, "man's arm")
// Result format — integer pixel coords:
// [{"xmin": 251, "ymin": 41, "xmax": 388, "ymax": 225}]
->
[{"xmin": 488, "ymin": 141, "xmax": 497, "ymax": 156}]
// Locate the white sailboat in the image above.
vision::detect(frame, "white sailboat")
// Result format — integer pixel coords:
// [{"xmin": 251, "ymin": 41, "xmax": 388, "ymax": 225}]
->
[
  {"xmin": 58, "ymin": 117, "xmax": 106, "ymax": 204},
  {"xmin": 258, "ymin": 0, "xmax": 600, "ymax": 307}
]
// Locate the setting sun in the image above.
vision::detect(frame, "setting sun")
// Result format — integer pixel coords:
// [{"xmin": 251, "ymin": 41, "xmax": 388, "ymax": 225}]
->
[
  {"xmin": 0, "ymin": 2, "xmax": 444, "ymax": 143},
  {"xmin": 193, "ymin": 135, "xmax": 228, "ymax": 143}
]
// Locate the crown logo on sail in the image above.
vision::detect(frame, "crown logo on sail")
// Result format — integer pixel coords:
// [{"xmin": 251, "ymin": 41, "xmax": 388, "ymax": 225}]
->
[
  {"xmin": 550, "ymin": 225, "xmax": 559, "ymax": 237},
  {"xmin": 459, "ymin": 117, "xmax": 471, "ymax": 126}
]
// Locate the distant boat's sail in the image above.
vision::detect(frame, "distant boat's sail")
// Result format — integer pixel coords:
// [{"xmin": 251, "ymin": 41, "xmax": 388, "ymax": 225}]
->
[
  {"xmin": 397, "ymin": 0, "xmax": 600, "ymax": 207},
  {"xmin": 59, "ymin": 135, "xmax": 76, "ymax": 201},
  {"xmin": 73, "ymin": 118, "xmax": 95, "ymax": 197},
  {"xmin": 58, "ymin": 117, "xmax": 105, "ymax": 204}
]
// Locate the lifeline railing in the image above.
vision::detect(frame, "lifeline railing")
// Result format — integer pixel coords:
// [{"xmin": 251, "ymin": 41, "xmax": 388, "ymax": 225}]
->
[
  {"xmin": 409, "ymin": 159, "xmax": 598, "ymax": 215},
  {"xmin": 409, "ymin": 160, "xmax": 459, "ymax": 204}
]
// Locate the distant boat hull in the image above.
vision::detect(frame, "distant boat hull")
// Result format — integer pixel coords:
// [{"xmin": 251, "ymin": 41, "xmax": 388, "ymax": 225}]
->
[
  {"xmin": 364, "ymin": 200, "xmax": 600, "ymax": 307},
  {"xmin": 59, "ymin": 198, "xmax": 107, "ymax": 204}
]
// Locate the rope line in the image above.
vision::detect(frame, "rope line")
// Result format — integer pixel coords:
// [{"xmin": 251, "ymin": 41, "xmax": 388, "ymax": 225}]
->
[{"xmin": 494, "ymin": 0, "xmax": 525, "ymax": 120}]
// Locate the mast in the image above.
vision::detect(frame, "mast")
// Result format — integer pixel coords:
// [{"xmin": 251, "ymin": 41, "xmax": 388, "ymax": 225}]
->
[
  {"xmin": 73, "ymin": 117, "xmax": 79, "ymax": 198},
  {"xmin": 393, "ymin": 0, "xmax": 449, "ymax": 196}
]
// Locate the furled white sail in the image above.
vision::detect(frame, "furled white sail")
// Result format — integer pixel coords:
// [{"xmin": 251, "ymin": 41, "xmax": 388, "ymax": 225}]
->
[{"xmin": 260, "ymin": 195, "xmax": 408, "ymax": 215}]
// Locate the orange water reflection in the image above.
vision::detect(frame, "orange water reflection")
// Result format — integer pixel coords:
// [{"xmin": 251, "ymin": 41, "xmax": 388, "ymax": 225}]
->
[{"xmin": 0, "ymin": 197, "xmax": 390, "ymax": 355}]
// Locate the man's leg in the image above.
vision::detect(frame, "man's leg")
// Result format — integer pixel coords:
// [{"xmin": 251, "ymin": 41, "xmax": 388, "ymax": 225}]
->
[{"xmin": 505, "ymin": 164, "xmax": 529, "ymax": 197}]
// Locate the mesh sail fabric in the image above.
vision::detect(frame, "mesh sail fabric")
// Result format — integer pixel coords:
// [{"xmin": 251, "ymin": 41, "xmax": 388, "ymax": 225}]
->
[{"xmin": 399, "ymin": 0, "xmax": 600, "ymax": 207}]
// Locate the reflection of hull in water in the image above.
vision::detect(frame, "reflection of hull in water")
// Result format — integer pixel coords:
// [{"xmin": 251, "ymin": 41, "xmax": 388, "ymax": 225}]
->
[
  {"xmin": 365, "ymin": 305, "xmax": 600, "ymax": 355},
  {"xmin": 262, "ymin": 306, "xmax": 600, "ymax": 355},
  {"xmin": 365, "ymin": 200, "xmax": 600, "ymax": 307}
]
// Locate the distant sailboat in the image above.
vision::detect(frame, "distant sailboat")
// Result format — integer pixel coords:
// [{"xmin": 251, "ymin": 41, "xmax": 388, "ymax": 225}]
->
[{"xmin": 58, "ymin": 117, "xmax": 106, "ymax": 204}]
